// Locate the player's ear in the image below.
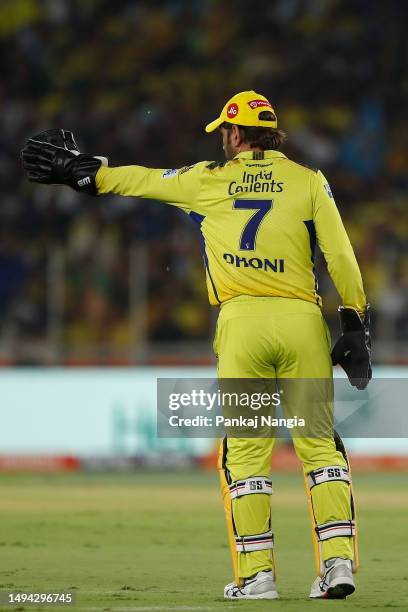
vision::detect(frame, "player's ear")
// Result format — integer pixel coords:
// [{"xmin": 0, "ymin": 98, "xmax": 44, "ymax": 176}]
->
[{"xmin": 231, "ymin": 124, "xmax": 242, "ymax": 146}]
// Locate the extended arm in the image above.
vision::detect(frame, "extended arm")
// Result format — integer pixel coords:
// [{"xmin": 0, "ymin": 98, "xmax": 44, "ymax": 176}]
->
[
  {"xmin": 312, "ymin": 171, "xmax": 371, "ymax": 389},
  {"xmin": 312, "ymin": 171, "xmax": 366, "ymax": 313},
  {"xmin": 96, "ymin": 164, "xmax": 202, "ymax": 211},
  {"xmin": 21, "ymin": 132, "xmax": 203, "ymax": 211}
]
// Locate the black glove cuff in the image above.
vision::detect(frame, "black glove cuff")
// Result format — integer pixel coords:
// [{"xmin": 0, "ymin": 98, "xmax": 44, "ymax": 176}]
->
[
  {"xmin": 69, "ymin": 155, "xmax": 102, "ymax": 195},
  {"xmin": 338, "ymin": 304, "xmax": 370, "ymax": 333}
]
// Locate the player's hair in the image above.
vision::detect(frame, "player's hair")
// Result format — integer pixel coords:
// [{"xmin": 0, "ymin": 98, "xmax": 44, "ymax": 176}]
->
[{"xmin": 220, "ymin": 111, "xmax": 287, "ymax": 150}]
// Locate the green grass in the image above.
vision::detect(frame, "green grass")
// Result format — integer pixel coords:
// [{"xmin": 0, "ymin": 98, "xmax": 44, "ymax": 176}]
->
[{"xmin": 0, "ymin": 471, "xmax": 407, "ymax": 611}]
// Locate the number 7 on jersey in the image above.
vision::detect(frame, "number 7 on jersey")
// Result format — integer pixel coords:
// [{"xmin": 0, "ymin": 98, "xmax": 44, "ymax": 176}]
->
[{"xmin": 233, "ymin": 199, "xmax": 272, "ymax": 251}]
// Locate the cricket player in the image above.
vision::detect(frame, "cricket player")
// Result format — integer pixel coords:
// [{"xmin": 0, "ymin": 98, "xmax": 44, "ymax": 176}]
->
[{"xmin": 21, "ymin": 91, "xmax": 371, "ymax": 600}]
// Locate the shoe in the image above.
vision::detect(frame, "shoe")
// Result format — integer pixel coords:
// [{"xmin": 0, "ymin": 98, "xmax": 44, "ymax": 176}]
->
[
  {"xmin": 309, "ymin": 557, "xmax": 355, "ymax": 599},
  {"xmin": 224, "ymin": 570, "xmax": 279, "ymax": 600}
]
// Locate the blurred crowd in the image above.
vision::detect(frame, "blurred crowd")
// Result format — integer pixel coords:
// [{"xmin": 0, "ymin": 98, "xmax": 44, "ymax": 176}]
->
[{"xmin": 0, "ymin": 0, "xmax": 407, "ymax": 363}]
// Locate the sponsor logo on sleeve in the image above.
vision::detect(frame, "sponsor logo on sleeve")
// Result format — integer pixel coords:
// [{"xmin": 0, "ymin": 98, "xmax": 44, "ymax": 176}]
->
[
  {"xmin": 162, "ymin": 168, "xmax": 178, "ymax": 179},
  {"xmin": 179, "ymin": 164, "xmax": 195, "ymax": 175},
  {"xmin": 227, "ymin": 103, "xmax": 239, "ymax": 118}
]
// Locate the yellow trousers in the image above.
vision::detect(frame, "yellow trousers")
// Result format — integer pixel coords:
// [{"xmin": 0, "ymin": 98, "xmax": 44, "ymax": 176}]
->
[{"xmin": 214, "ymin": 296, "xmax": 354, "ymax": 581}]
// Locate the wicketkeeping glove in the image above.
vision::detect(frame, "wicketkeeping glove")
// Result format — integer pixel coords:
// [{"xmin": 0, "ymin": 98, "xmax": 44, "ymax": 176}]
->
[
  {"xmin": 331, "ymin": 305, "xmax": 372, "ymax": 390},
  {"xmin": 29, "ymin": 128, "xmax": 81, "ymax": 153},
  {"xmin": 21, "ymin": 129, "xmax": 108, "ymax": 196}
]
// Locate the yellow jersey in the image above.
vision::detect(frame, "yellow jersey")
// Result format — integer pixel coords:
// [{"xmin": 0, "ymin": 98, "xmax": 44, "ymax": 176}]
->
[{"xmin": 96, "ymin": 150, "xmax": 366, "ymax": 311}]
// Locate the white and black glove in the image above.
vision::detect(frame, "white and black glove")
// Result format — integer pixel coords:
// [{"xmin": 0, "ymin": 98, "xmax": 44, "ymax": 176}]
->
[{"xmin": 21, "ymin": 129, "xmax": 108, "ymax": 195}]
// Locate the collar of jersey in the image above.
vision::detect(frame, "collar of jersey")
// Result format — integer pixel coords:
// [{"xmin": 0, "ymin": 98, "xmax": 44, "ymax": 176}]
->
[{"xmin": 233, "ymin": 150, "xmax": 287, "ymax": 160}]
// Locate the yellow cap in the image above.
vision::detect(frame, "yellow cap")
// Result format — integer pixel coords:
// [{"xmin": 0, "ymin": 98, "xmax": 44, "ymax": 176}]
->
[{"xmin": 205, "ymin": 90, "xmax": 277, "ymax": 133}]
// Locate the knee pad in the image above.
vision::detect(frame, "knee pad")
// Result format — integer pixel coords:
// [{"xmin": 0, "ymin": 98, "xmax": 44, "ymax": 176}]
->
[
  {"xmin": 229, "ymin": 476, "xmax": 274, "ymax": 553},
  {"xmin": 219, "ymin": 434, "xmax": 275, "ymax": 583},
  {"xmin": 308, "ymin": 465, "xmax": 355, "ymax": 541},
  {"xmin": 307, "ymin": 465, "xmax": 350, "ymax": 489},
  {"xmin": 229, "ymin": 476, "xmax": 273, "ymax": 500},
  {"xmin": 304, "ymin": 456, "xmax": 358, "ymax": 575}
]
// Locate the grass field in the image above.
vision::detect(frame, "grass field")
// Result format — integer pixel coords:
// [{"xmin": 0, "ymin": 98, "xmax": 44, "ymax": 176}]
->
[{"xmin": 0, "ymin": 471, "xmax": 407, "ymax": 612}]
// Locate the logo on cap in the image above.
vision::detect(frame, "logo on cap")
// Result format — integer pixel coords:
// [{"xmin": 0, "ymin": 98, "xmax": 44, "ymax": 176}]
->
[
  {"xmin": 248, "ymin": 99, "xmax": 272, "ymax": 110},
  {"xmin": 227, "ymin": 103, "xmax": 239, "ymax": 118}
]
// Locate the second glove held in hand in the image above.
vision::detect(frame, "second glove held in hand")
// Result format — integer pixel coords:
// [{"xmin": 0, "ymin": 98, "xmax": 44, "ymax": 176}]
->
[{"xmin": 331, "ymin": 305, "xmax": 372, "ymax": 390}]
